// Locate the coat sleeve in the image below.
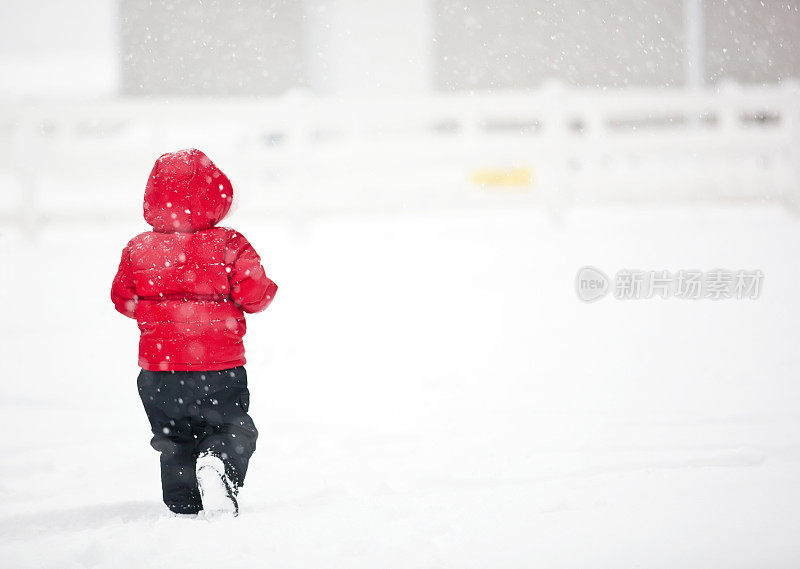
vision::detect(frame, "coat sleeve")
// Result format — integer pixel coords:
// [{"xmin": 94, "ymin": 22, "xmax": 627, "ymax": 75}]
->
[
  {"xmin": 111, "ymin": 241, "xmax": 139, "ymax": 318},
  {"xmin": 225, "ymin": 231, "xmax": 278, "ymax": 313}
]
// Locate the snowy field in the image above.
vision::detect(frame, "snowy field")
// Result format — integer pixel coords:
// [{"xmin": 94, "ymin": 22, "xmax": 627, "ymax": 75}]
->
[{"xmin": 1, "ymin": 204, "xmax": 800, "ymax": 568}]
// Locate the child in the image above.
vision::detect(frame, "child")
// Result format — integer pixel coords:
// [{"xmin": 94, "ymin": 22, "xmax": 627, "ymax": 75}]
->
[{"xmin": 111, "ymin": 149, "xmax": 278, "ymax": 517}]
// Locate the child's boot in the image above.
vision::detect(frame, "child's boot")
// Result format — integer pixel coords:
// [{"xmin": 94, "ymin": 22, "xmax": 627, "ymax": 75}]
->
[{"xmin": 196, "ymin": 453, "xmax": 238, "ymax": 517}]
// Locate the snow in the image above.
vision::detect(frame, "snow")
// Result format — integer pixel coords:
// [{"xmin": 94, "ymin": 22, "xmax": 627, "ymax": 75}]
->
[{"xmin": 1, "ymin": 204, "xmax": 800, "ymax": 567}]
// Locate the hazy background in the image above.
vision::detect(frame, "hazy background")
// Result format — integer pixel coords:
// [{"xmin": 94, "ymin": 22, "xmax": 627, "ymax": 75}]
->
[{"xmin": 2, "ymin": 0, "xmax": 800, "ymax": 98}]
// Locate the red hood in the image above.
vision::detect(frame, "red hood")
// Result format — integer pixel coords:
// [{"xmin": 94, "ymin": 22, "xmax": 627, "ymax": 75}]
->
[{"xmin": 144, "ymin": 149, "xmax": 233, "ymax": 233}]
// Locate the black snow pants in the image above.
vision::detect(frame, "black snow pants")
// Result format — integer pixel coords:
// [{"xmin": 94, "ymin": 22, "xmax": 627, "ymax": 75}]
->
[{"xmin": 137, "ymin": 366, "xmax": 258, "ymax": 514}]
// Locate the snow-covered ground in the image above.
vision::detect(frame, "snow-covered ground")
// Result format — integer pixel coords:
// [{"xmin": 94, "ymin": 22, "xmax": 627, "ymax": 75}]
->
[{"xmin": 1, "ymin": 204, "xmax": 799, "ymax": 568}]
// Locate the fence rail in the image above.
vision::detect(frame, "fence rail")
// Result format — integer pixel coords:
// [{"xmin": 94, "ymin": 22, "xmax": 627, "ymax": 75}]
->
[{"xmin": 1, "ymin": 82, "xmax": 799, "ymax": 229}]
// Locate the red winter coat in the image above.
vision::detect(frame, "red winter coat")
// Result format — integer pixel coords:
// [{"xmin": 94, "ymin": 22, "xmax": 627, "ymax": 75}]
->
[{"xmin": 111, "ymin": 149, "xmax": 277, "ymax": 371}]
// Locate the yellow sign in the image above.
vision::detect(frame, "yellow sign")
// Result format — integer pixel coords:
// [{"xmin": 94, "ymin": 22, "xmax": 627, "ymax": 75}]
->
[{"xmin": 471, "ymin": 167, "xmax": 533, "ymax": 188}]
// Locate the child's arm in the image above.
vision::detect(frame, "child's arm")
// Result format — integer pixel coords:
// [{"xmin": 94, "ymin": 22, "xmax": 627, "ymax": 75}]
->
[
  {"xmin": 226, "ymin": 232, "xmax": 278, "ymax": 313},
  {"xmin": 111, "ymin": 241, "xmax": 138, "ymax": 318}
]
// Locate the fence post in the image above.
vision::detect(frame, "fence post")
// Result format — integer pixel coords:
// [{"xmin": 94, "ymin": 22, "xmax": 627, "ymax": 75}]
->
[
  {"xmin": 539, "ymin": 80, "xmax": 569, "ymax": 219},
  {"xmin": 11, "ymin": 105, "xmax": 40, "ymax": 238},
  {"xmin": 782, "ymin": 81, "xmax": 800, "ymax": 212}
]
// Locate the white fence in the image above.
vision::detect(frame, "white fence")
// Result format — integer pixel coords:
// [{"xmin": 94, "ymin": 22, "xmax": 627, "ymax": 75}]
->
[{"xmin": 1, "ymin": 82, "xmax": 799, "ymax": 229}]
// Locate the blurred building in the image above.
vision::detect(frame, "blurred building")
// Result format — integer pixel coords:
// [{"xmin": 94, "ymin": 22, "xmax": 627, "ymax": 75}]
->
[
  {"xmin": 1, "ymin": 0, "xmax": 799, "ymax": 98},
  {"xmin": 120, "ymin": 0, "xmax": 308, "ymax": 96},
  {"xmin": 118, "ymin": 0, "xmax": 800, "ymax": 97}
]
